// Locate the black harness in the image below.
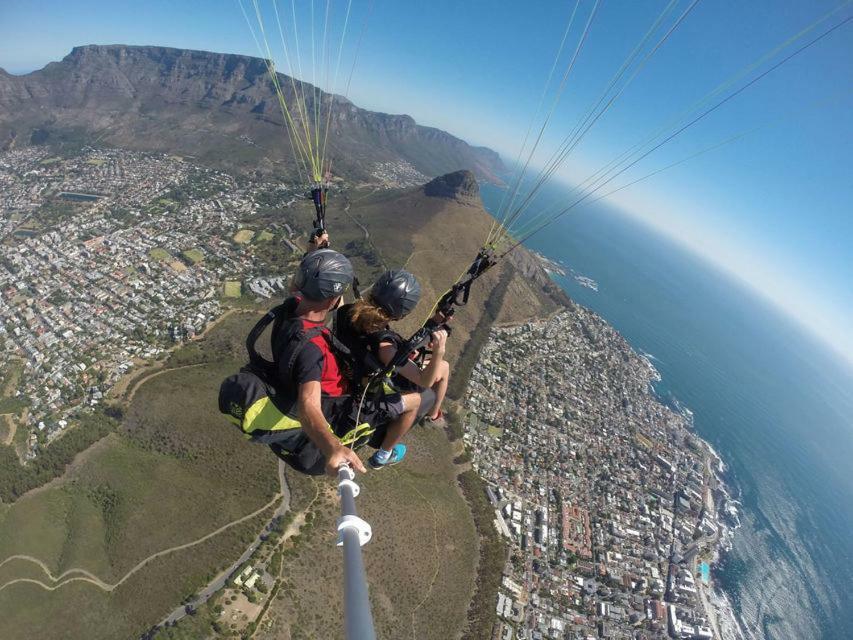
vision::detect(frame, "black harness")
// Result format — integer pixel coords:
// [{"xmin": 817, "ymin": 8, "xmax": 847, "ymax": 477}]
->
[
  {"xmin": 245, "ymin": 297, "xmax": 356, "ymax": 409},
  {"xmin": 331, "ymin": 304, "xmax": 406, "ymax": 390}
]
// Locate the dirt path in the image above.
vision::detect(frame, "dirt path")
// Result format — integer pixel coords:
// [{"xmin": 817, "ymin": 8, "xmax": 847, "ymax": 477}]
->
[
  {"xmin": 0, "ymin": 493, "xmax": 281, "ymax": 595},
  {"xmin": 124, "ymin": 362, "xmax": 207, "ymax": 404}
]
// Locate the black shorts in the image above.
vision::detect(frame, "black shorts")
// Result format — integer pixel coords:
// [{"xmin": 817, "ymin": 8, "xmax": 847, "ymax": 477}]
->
[
  {"xmin": 263, "ymin": 388, "xmax": 436, "ymax": 474},
  {"xmin": 256, "ymin": 395, "xmax": 357, "ymax": 476}
]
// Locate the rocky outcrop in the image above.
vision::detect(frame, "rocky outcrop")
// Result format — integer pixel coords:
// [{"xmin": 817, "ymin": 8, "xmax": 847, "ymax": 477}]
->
[{"xmin": 423, "ymin": 170, "xmax": 480, "ymax": 203}]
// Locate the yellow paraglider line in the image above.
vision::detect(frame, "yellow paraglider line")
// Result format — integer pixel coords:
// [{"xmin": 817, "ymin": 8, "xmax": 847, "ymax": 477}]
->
[{"xmin": 273, "ymin": 0, "xmax": 322, "ymax": 179}]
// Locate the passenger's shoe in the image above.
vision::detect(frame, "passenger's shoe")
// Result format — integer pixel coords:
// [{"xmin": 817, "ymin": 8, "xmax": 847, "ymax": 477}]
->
[{"xmin": 368, "ymin": 444, "xmax": 407, "ymax": 469}]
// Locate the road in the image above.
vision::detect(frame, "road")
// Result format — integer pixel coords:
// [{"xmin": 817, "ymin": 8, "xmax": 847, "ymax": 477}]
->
[
  {"xmin": 152, "ymin": 459, "xmax": 291, "ymax": 631},
  {"xmin": 0, "ymin": 492, "xmax": 282, "ymax": 598}
]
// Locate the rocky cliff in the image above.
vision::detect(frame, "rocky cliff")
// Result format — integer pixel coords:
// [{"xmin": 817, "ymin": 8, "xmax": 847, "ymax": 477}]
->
[{"xmin": 0, "ymin": 45, "xmax": 504, "ymax": 181}]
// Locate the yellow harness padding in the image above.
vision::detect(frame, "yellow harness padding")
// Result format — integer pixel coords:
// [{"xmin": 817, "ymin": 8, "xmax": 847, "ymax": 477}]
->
[
  {"xmin": 233, "ymin": 396, "xmax": 375, "ymax": 446},
  {"xmin": 339, "ymin": 422, "xmax": 375, "ymax": 446},
  {"xmin": 240, "ymin": 396, "xmax": 303, "ymax": 434}
]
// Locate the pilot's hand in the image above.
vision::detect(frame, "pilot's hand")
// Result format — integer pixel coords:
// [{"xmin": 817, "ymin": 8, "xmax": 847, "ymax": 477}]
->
[
  {"xmin": 309, "ymin": 231, "xmax": 330, "ymax": 250},
  {"xmin": 326, "ymin": 444, "xmax": 366, "ymax": 476}
]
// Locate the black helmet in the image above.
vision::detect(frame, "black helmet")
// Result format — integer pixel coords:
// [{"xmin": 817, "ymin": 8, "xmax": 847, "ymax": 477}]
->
[
  {"xmin": 294, "ymin": 249, "xmax": 354, "ymax": 301},
  {"xmin": 370, "ymin": 270, "xmax": 421, "ymax": 319}
]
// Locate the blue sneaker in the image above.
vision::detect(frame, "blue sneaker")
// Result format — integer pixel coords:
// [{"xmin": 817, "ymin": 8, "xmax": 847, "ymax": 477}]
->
[{"xmin": 368, "ymin": 444, "xmax": 407, "ymax": 469}]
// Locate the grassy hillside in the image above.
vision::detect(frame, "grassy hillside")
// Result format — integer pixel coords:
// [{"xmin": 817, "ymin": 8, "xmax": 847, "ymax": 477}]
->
[
  {"xmin": 0, "ymin": 313, "xmax": 278, "ymax": 640},
  {"xmin": 347, "ymin": 179, "xmax": 559, "ymax": 376},
  {"xmin": 252, "ymin": 426, "xmax": 477, "ymax": 640}
]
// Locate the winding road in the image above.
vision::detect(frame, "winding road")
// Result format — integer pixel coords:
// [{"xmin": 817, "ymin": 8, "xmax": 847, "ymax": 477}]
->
[
  {"xmin": 154, "ymin": 459, "xmax": 291, "ymax": 629},
  {"xmin": 0, "ymin": 491, "xmax": 283, "ymax": 596}
]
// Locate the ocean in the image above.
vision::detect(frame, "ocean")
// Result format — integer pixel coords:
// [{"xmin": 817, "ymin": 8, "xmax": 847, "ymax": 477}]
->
[{"xmin": 480, "ymin": 181, "xmax": 853, "ymax": 640}]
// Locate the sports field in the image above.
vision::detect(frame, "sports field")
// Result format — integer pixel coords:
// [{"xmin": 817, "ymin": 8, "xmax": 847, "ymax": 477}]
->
[
  {"xmin": 181, "ymin": 248, "xmax": 204, "ymax": 264},
  {"xmin": 148, "ymin": 248, "xmax": 171, "ymax": 261},
  {"xmin": 232, "ymin": 229, "xmax": 255, "ymax": 244}
]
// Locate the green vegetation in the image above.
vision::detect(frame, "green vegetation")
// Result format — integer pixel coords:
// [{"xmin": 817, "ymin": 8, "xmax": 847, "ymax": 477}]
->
[
  {"xmin": 444, "ymin": 404, "xmax": 465, "ymax": 441},
  {"xmin": 0, "ymin": 360, "xmax": 25, "ymax": 397},
  {"xmin": 255, "ymin": 428, "xmax": 477, "ymax": 640},
  {"xmin": 180, "ymin": 248, "xmax": 204, "ymax": 264},
  {"xmin": 223, "ymin": 281, "xmax": 242, "ymax": 298},
  {"xmin": 152, "ymin": 596, "xmax": 223, "ymax": 639},
  {"xmin": 149, "ymin": 248, "xmax": 172, "ymax": 262},
  {"xmin": 30, "ymin": 126, "xmax": 93, "ymax": 158},
  {"xmin": 0, "ymin": 397, "xmax": 29, "ymax": 415},
  {"xmin": 458, "ymin": 469, "xmax": 507, "ymax": 640},
  {"xmin": 31, "ymin": 200, "xmax": 79, "ymax": 227},
  {"xmin": 255, "ymin": 230, "xmax": 275, "ymax": 242},
  {"xmin": 0, "ymin": 314, "xmax": 278, "ymax": 640},
  {"xmin": 0, "ymin": 410, "xmax": 117, "ymax": 502},
  {"xmin": 47, "ymin": 290, "xmax": 69, "ymax": 306},
  {"xmin": 344, "ymin": 237, "xmax": 383, "ymax": 269}
]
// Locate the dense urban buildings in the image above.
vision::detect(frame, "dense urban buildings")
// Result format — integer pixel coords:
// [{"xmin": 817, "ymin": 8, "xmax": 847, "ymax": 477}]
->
[
  {"xmin": 0, "ymin": 147, "xmax": 292, "ymax": 459},
  {"xmin": 465, "ymin": 310, "xmax": 737, "ymax": 639}
]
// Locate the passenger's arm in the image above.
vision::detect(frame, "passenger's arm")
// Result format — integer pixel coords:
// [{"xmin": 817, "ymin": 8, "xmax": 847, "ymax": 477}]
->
[
  {"xmin": 377, "ymin": 329, "xmax": 447, "ymax": 388},
  {"xmin": 297, "ymin": 381, "xmax": 365, "ymax": 475}
]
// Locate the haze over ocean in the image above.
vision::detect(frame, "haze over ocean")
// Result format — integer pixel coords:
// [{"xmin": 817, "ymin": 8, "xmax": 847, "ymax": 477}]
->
[{"xmin": 480, "ymin": 181, "xmax": 853, "ymax": 640}]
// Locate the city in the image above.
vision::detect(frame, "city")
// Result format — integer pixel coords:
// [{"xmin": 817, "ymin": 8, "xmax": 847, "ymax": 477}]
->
[
  {"xmin": 464, "ymin": 309, "xmax": 738, "ymax": 639},
  {"xmin": 0, "ymin": 147, "xmax": 295, "ymax": 460}
]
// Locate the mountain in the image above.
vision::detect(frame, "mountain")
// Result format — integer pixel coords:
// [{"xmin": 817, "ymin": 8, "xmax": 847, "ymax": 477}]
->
[{"xmin": 0, "ymin": 45, "xmax": 504, "ymax": 181}]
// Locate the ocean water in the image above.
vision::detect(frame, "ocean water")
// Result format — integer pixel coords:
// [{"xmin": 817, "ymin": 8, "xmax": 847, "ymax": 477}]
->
[{"xmin": 480, "ymin": 182, "xmax": 853, "ymax": 640}]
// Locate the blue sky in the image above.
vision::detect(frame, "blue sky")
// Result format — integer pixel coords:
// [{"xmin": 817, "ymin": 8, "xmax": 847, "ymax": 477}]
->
[{"xmin": 1, "ymin": 0, "xmax": 851, "ymax": 365}]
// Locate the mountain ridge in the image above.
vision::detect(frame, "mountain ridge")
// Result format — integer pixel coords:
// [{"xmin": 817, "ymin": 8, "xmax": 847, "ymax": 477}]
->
[{"xmin": 0, "ymin": 44, "xmax": 504, "ymax": 182}]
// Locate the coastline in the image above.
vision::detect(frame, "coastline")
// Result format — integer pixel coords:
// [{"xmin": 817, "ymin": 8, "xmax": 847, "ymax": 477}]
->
[
  {"xmin": 648, "ymin": 351, "xmax": 747, "ymax": 640},
  {"xmin": 479, "ymin": 179, "xmax": 853, "ymax": 640},
  {"xmin": 463, "ymin": 301, "xmax": 748, "ymax": 638},
  {"xmin": 700, "ymin": 440, "xmax": 747, "ymax": 640}
]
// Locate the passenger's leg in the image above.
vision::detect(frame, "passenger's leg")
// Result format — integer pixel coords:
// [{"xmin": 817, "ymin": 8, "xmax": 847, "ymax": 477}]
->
[
  {"xmin": 428, "ymin": 359, "xmax": 450, "ymax": 419},
  {"xmin": 379, "ymin": 391, "xmax": 421, "ymax": 450}
]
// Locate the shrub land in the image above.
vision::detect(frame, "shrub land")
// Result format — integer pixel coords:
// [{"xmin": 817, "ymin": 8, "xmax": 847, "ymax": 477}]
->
[
  {"xmin": 253, "ymin": 426, "xmax": 478, "ymax": 640},
  {"xmin": 0, "ymin": 314, "xmax": 278, "ymax": 640}
]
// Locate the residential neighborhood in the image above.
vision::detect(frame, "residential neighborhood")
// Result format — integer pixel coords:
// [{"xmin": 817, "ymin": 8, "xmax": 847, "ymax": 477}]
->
[
  {"xmin": 0, "ymin": 147, "xmax": 296, "ymax": 459},
  {"xmin": 464, "ymin": 310, "xmax": 739, "ymax": 639}
]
